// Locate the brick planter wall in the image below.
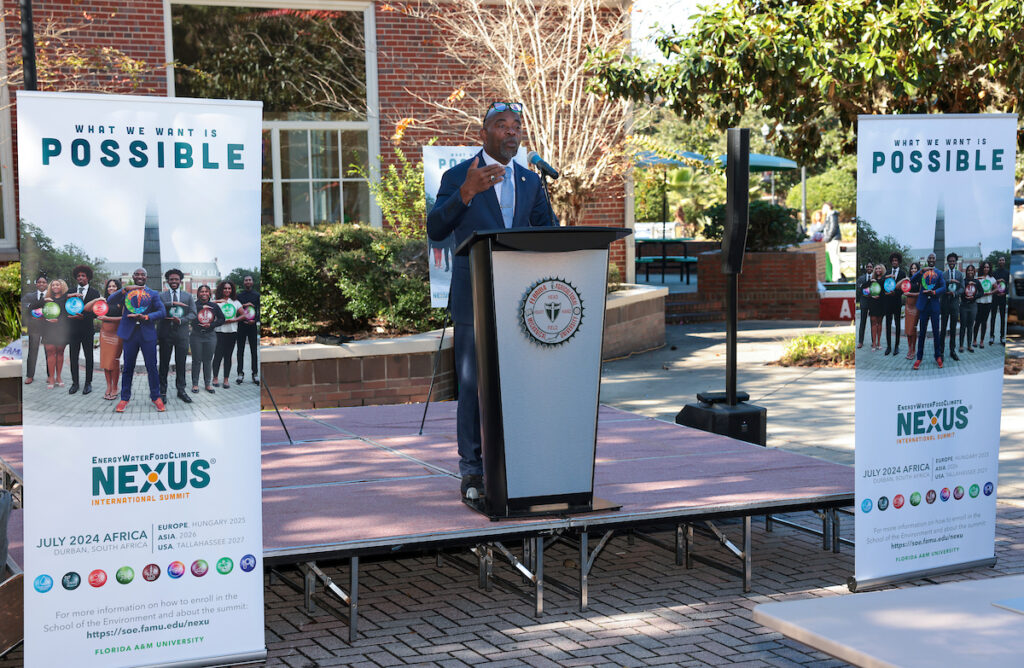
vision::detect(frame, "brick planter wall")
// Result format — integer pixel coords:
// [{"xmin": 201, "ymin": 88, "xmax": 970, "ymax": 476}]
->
[
  {"xmin": 696, "ymin": 249, "xmax": 821, "ymax": 320},
  {"xmin": 260, "ymin": 335, "xmax": 456, "ymax": 411},
  {"xmin": 0, "ymin": 363, "xmax": 18, "ymax": 425},
  {"xmin": 259, "ymin": 285, "xmax": 667, "ymax": 411}
]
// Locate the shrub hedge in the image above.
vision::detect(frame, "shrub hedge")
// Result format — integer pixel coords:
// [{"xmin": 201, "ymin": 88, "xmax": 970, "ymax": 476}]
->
[
  {"xmin": 0, "ymin": 262, "xmax": 20, "ymax": 344},
  {"xmin": 700, "ymin": 200, "xmax": 803, "ymax": 251},
  {"xmin": 261, "ymin": 225, "xmax": 445, "ymax": 336}
]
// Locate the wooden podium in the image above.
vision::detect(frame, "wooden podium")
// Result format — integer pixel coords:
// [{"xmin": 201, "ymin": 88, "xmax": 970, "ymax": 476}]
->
[{"xmin": 456, "ymin": 227, "xmax": 631, "ymax": 519}]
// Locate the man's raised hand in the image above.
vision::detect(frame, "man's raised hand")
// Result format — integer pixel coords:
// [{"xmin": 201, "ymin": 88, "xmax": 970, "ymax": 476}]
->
[{"xmin": 459, "ymin": 157, "xmax": 505, "ymax": 204}]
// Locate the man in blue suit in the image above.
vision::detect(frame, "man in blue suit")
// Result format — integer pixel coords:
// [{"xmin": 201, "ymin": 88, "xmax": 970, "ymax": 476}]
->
[
  {"xmin": 107, "ymin": 267, "xmax": 167, "ymax": 412},
  {"xmin": 427, "ymin": 102, "xmax": 556, "ymax": 499},
  {"xmin": 913, "ymin": 253, "xmax": 947, "ymax": 370}
]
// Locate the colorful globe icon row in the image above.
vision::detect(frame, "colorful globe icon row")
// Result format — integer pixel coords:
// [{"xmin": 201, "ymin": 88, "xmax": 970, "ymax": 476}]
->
[
  {"xmin": 33, "ymin": 554, "xmax": 257, "ymax": 593},
  {"xmin": 861, "ymin": 482, "xmax": 994, "ymax": 513}
]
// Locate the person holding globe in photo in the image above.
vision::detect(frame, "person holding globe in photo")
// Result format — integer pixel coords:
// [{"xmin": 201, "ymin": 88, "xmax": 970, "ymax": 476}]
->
[
  {"xmin": 87, "ymin": 278, "xmax": 125, "ymax": 400},
  {"xmin": 903, "ymin": 262, "xmax": 921, "ymax": 360},
  {"xmin": 211, "ymin": 279, "xmax": 245, "ymax": 389},
  {"xmin": 857, "ymin": 261, "xmax": 874, "ymax": 349},
  {"xmin": 959, "ymin": 264, "xmax": 981, "ymax": 353},
  {"xmin": 910, "ymin": 253, "xmax": 946, "ymax": 370},
  {"xmin": 106, "ymin": 267, "xmax": 166, "ymax": 413},
  {"xmin": 190, "ymin": 284, "xmax": 226, "ymax": 394},
  {"xmin": 973, "ymin": 260, "xmax": 995, "ymax": 348},
  {"xmin": 31, "ymin": 279, "xmax": 72, "ymax": 389},
  {"xmin": 867, "ymin": 264, "xmax": 887, "ymax": 350}
]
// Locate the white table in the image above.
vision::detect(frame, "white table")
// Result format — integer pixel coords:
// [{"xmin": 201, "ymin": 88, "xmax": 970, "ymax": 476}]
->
[{"xmin": 753, "ymin": 574, "xmax": 1024, "ymax": 667}]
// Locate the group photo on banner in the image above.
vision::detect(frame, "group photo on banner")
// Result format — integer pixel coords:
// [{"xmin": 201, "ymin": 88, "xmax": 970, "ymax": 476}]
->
[
  {"xmin": 17, "ymin": 91, "xmax": 266, "ymax": 667},
  {"xmin": 854, "ymin": 113, "xmax": 1016, "ymax": 589}
]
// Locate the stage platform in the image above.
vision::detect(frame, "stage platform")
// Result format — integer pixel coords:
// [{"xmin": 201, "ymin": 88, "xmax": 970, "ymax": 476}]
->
[
  {"xmin": 5, "ymin": 402, "xmax": 854, "ymax": 642},
  {"xmin": 0, "ymin": 427, "xmax": 21, "ymax": 510}
]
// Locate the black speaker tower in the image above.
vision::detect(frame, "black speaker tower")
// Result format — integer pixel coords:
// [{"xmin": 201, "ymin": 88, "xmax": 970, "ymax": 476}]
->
[{"xmin": 675, "ymin": 128, "xmax": 767, "ymax": 446}]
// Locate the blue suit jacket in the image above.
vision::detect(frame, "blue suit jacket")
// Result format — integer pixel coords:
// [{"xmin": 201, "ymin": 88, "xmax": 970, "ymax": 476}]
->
[
  {"xmin": 426, "ymin": 151, "xmax": 556, "ymax": 324},
  {"xmin": 107, "ymin": 286, "xmax": 165, "ymax": 342},
  {"xmin": 910, "ymin": 268, "xmax": 946, "ymax": 310}
]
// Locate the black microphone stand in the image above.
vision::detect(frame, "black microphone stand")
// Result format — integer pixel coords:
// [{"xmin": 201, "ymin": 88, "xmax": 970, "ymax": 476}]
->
[
  {"xmin": 539, "ymin": 173, "xmax": 559, "ymax": 226},
  {"xmin": 418, "ymin": 293, "xmax": 453, "ymax": 435}
]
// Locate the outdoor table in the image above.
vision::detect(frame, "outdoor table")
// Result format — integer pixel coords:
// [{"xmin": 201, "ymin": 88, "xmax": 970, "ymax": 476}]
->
[
  {"xmin": 753, "ymin": 573, "xmax": 1024, "ymax": 666},
  {"xmin": 635, "ymin": 237, "xmax": 695, "ymax": 284}
]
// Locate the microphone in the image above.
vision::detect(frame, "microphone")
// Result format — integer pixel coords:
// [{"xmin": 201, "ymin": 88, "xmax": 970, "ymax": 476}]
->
[{"xmin": 527, "ymin": 151, "xmax": 559, "ymax": 179}]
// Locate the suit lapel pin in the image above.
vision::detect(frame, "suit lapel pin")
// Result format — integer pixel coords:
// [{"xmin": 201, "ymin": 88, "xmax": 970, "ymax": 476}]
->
[{"xmin": 521, "ymin": 176, "xmax": 525, "ymax": 182}]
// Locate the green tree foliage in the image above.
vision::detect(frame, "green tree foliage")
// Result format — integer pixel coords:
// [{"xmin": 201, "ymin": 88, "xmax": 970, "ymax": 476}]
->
[
  {"xmin": 172, "ymin": 6, "xmax": 365, "ymax": 116},
  {"xmin": 261, "ymin": 225, "xmax": 444, "ymax": 336},
  {"xmin": 224, "ymin": 267, "xmax": 261, "ymax": 291},
  {"xmin": 855, "ymin": 218, "xmax": 911, "ymax": 269},
  {"xmin": 634, "ymin": 169, "xmax": 669, "ymax": 222},
  {"xmin": 0, "ymin": 262, "xmax": 20, "ymax": 343},
  {"xmin": 19, "ymin": 223, "xmax": 107, "ymax": 291},
  {"xmin": 351, "ymin": 145, "xmax": 427, "ymax": 239},
  {"xmin": 591, "ymin": 0, "xmax": 1024, "ymax": 165},
  {"xmin": 701, "ymin": 200, "xmax": 802, "ymax": 251},
  {"xmin": 786, "ymin": 167, "xmax": 857, "ymax": 220},
  {"xmin": 985, "ymin": 249, "xmax": 1010, "ymax": 266}
]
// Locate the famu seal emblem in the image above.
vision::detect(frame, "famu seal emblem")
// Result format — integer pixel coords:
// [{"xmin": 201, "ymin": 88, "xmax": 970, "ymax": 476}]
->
[{"xmin": 520, "ymin": 278, "xmax": 583, "ymax": 346}]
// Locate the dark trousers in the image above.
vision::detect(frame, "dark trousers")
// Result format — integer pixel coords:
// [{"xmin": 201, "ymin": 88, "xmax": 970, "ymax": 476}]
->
[
  {"xmin": 190, "ymin": 334, "xmax": 216, "ymax": 387},
  {"xmin": 975, "ymin": 303, "xmax": 992, "ymax": 343},
  {"xmin": 959, "ymin": 303, "xmax": 978, "ymax": 348},
  {"xmin": 454, "ymin": 324, "xmax": 482, "ymax": 477},
  {"xmin": 236, "ymin": 324, "xmax": 258, "ymax": 376},
  {"xmin": 212, "ymin": 331, "xmax": 237, "ymax": 379},
  {"xmin": 25, "ymin": 332, "xmax": 45, "ymax": 379},
  {"xmin": 68, "ymin": 327, "xmax": 94, "ymax": 385},
  {"xmin": 990, "ymin": 298, "xmax": 1007, "ymax": 341},
  {"xmin": 158, "ymin": 331, "xmax": 189, "ymax": 394},
  {"xmin": 885, "ymin": 301, "xmax": 901, "ymax": 348},
  {"xmin": 121, "ymin": 336, "xmax": 160, "ymax": 401},
  {"xmin": 917, "ymin": 298, "xmax": 942, "ymax": 360},
  {"xmin": 939, "ymin": 298, "xmax": 959, "ymax": 356},
  {"xmin": 857, "ymin": 299, "xmax": 869, "ymax": 344}
]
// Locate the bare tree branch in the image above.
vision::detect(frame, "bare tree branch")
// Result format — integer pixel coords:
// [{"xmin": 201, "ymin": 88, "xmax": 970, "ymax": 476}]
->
[{"xmin": 399, "ymin": 0, "xmax": 636, "ymax": 227}]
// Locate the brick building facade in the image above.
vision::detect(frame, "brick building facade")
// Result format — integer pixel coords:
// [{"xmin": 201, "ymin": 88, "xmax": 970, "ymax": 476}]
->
[{"xmin": 1, "ymin": 1, "xmax": 631, "ymax": 275}]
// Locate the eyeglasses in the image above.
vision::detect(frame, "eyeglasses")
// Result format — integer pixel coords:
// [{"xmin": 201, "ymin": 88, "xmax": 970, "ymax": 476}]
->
[{"xmin": 484, "ymin": 102, "xmax": 523, "ymax": 121}]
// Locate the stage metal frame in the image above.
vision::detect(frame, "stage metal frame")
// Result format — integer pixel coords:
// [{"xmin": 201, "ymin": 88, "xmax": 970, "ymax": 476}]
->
[
  {"xmin": 262, "ymin": 492, "xmax": 852, "ymax": 642},
  {"xmin": 0, "ymin": 456, "xmax": 22, "ymax": 509}
]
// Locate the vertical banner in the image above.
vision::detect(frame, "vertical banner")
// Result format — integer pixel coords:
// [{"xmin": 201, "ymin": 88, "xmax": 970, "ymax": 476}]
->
[
  {"xmin": 18, "ymin": 92, "xmax": 265, "ymax": 666},
  {"xmin": 854, "ymin": 114, "xmax": 1016, "ymax": 587},
  {"xmin": 423, "ymin": 146, "xmax": 527, "ymax": 307}
]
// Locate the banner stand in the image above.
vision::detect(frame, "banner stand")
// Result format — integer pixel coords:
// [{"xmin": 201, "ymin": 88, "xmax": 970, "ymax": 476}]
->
[
  {"xmin": 853, "ymin": 112, "xmax": 1014, "ymax": 590},
  {"xmin": 141, "ymin": 650, "xmax": 267, "ymax": 668},
  {"xmin": 847, "ymin": 556, "xmax": 997, "ymax": 593}
]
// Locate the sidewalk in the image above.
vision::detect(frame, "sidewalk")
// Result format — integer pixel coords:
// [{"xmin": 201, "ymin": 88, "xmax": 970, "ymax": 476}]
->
[
  {"xmin": 249, "ymin": 323, "xmax": 1023, "ymax": 667},
  {"xmin": 4, "ymin": 321, "xmax": 1022, "ymax": 667}
]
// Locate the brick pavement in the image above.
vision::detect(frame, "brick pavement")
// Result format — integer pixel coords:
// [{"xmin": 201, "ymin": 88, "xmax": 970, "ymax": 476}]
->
[
  {"xmin": 21, "ymin": 350, "xmax": 259, "ymax": 427},
  {"xmin": 854, "ymin": 312, "xmax": 1005, "ymax": 381},
  {"xmin": 248, "ymin": 502, "xmax": 1022, "ymax": 667},
  {"xmin": 4, "ymin": 325, "xmax": 1023, "ymax": 666}
]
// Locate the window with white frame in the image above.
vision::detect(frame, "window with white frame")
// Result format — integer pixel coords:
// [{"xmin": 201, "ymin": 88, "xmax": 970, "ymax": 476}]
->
[{"xmin": 169, "ymin": 1, "xmax": 380, "ymax": 227}]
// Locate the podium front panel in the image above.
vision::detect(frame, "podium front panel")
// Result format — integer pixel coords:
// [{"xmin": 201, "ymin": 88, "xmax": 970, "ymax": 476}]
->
[{"xmin": 489, "ymin": 249, "xmax": 607, "ymax": 499}]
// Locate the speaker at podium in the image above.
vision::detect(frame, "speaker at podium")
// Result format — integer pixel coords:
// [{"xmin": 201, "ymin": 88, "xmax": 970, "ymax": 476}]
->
[{"xmin": 456, "ymin": 226, "xmax": 630, "ymax": 519}]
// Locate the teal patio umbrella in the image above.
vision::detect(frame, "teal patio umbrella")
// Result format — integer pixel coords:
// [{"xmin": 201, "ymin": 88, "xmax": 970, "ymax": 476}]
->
[{"xmin": 632, "ymin": 150, "xmax": 709, "ymax": 236}]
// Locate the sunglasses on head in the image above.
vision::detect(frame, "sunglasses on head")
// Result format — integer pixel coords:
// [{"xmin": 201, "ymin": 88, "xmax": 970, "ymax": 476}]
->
[{"xmin": 484, "ymin": 102, "xmax": 523, "ymax": 121}]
